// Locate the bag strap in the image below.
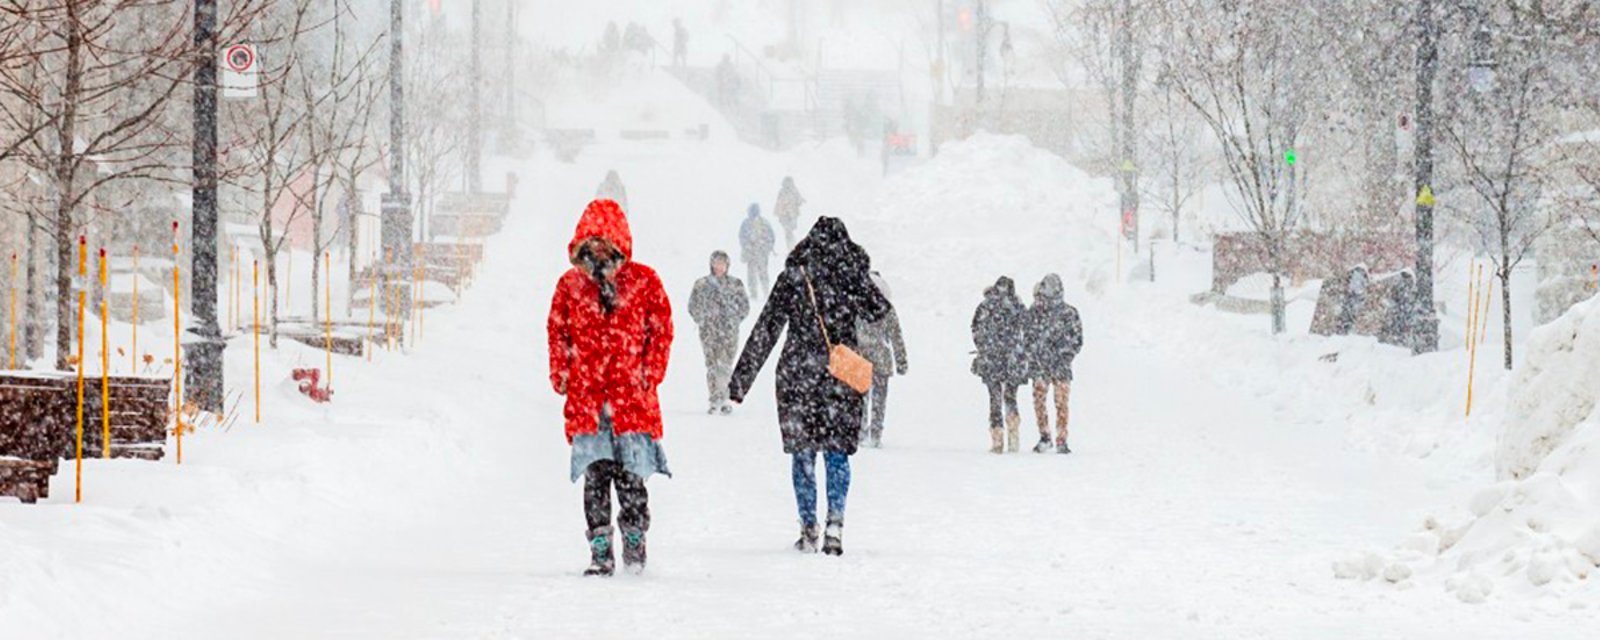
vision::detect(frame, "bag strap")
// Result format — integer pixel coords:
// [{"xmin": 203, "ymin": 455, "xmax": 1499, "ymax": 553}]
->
[{"xmin": 800, "ymin": 267, "xmax": 834, "ymax": 348}]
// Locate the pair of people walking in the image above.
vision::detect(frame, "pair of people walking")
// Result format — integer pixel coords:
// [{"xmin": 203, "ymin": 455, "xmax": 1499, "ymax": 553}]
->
[
  {"xmin": 549, "ymin": 200, "xmax": 892, "ymax": 574},
  {"xmin": 971, "ymin": 274, "xmax": 1083, "ymax": 454},
  {"xmin": 738, "ymin": 177, "xmax": 806, "ymax": 299}
]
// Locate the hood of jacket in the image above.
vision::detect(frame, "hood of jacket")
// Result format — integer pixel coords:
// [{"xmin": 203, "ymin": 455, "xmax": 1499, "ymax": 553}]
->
[
  {"xmin": 708, "ymin": 250, "xmax": 730, "ymax": 273},
  {"xmin": 1034, "ymin": 273, "xmax": 1064, "ymax": 304},
  {"xmin": 787, "ymin": 216, "xmax": 867, "ymax": 272},
  {"xmin": 568, "ymin": 199, "xmax": 634, "ymax": 263}
]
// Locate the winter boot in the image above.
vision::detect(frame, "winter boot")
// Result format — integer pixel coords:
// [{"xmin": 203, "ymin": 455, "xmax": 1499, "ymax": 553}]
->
[
  {"xmin": 1032, "ymin": 435, "xmax": 1053, "ymax": 453},
  {"xmin": 621, "ymin": 528, "xmax": 647, "ymax": 574},
  {"xmin": 866, "ymin": 428, "xmax": 882, "ymax": 449},
  {"xmin": 1005, "ymin": 414, "xmax": 1022, "ymax": 453},
  {"xmin": 822, "ymin": 516, "xmax": 844, "ymax": 556},
  {"xmin": 584, "ymin": 526, "xmax": 615, "ymax": 577},
  {"xmin": 719, "ymin": 403, "xmax": 734, "ymax": 415},
  {"xmin": 795, "ymin": 522, "xmax": 820, "ymax": 553},
  {"xmin": 989, "ymin": 428, "xmax": 1004, "ymax": 454},
  {"xmin": 1057, "ymin": 439, "xmax": 1072, "ymax": 455}
]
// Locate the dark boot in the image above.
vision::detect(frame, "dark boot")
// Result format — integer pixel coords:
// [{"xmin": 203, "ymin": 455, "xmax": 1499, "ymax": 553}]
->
[
  {"xmin": 1057, "ymin": 439, "xmax": 1072, "ymax": 455},
  {"xmin": 584, "ymin": 526, "xmax": 615, "ymax": 577},
  {"xmin": 795, "ymin": 522, "xmax": 820, "ymax": 553},
  {"xmin": 1032, "ymin": 435, "xmax": 1052, "ymax": 453},
  {"xmin": 622, "ymin": 529, "xmax": 647, "ymax": 573},
  {"xmin": 822, "ymin": 517, "xmax": 844, "ymax": 556}
]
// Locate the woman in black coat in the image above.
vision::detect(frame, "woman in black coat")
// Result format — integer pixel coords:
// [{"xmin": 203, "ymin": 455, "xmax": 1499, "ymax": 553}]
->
[
  {"xmin": 729, "ymin": 217, "xmax": 891, "ymax": 557},
  {"xmin": 971, "ymin": 276, "xmax": 1028, "ymax": 453}
]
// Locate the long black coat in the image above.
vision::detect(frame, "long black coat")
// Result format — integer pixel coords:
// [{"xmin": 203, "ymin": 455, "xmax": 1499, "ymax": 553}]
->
[
  {"xmin": 971, "ymin": 278, "xmax": 1027, "ymax": 386},
  {"xmin": 1024, "ymin": 275, "xmax": 1083, "ymax": 382},
  {"xmin": 729, "ymin": 218, "xmax": 891, "ymax": 454}
]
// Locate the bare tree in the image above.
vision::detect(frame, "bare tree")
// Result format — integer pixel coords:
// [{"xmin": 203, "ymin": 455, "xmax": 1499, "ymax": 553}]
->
[
  {"xmin": 1164, "ymin": 0, "xmax": 1322, "ymax": 334},
  {"xmin": 1441, "ymin": 8, "xmax": 1577, "ymax": 369}
]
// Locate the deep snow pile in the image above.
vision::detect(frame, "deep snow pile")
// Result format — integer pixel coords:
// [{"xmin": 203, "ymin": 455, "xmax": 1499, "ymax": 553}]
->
[
  {"xmin": 854, "ymin": 133, "xmax": 1119, "ymax": 314},
  {"xmin": 1341, "ymin": 297, "xmax": 1600, "ymax": 605}
]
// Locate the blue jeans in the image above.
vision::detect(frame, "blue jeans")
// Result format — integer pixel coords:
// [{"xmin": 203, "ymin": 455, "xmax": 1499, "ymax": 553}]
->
[{"xmin": 792, "ymin": 451, "xmax": 851, "ymax": 526}]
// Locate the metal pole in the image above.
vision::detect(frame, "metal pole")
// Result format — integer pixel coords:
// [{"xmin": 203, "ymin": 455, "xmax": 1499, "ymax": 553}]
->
[
  {"xmin": 1412, "ymin": 0, "xmax": 1440, "ymax": 354},
  {"xmin": 188, "ymin": 0, "xmax": 225, "ymax": 411},
  {"xmin": 1119, "ymin": 0, "xmax": 1139, "ymax": 255},
  {"xmin": 467, "ymin": 0, "xmax": 483, "ymax": 193},
  {"xmin": 383, "ymin": 0, "xmax": 414, "ymax": 324}
]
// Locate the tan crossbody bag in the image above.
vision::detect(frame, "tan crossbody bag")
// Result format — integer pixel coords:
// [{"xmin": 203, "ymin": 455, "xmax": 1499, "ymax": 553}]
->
[{"xmin": 801, "ymin": 268, "xmax": 874, "ymax": 394}]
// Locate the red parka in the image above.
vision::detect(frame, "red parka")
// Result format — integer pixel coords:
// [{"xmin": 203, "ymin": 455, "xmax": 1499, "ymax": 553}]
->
[{"xmin": 548, "ymin": 199, "xmax": 674, "ymax": 442}]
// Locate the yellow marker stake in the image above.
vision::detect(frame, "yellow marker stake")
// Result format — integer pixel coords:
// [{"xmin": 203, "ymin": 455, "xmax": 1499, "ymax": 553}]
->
[
  {"xmin": 74, "ymin": 236, "xmax": 86, "ymax": 503},
  {"xmin": 253, "ymin": 260, "xmax": 260, "ymax": 424},
  {"xmin": 324, "ymin": 250, "xmax": 332, "ymax": 388},
  {"xmin": 1479, "ymin": 276, "xmax": 1495, "ymax": 347},
  {"xmin": 8, "ymin": 252, "xmax": 16, "ymax": 369},
  {"xmin": 132, "ymin": 246, "xmax": 139, "ymax": 372},
  {"xmin": 1465, "ymin": 268, "xmax": 1483, "ymax": 417},
  {"xmin": 99, "ymin": 248, "xmax": 109, "ymax": 459},
  {"xmin": 172, "ymin": 223, "xmax": 183, "ymax": 465}
]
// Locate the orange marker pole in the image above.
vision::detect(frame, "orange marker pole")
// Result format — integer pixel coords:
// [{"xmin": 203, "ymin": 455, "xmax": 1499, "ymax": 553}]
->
[
  {"xmin": 1465, "ymin": 267, "xmax": 1483, "ymax": 417},
  {"xmin": 1478, "ymin": 276, "xmax": 1495, "ymax": 347},
  {"xmin": 74, "ymin": 236, "xmax": 86, "ymax": 503},
  {"xmin": 1464, "ymin": 260, "xmax": 1476, "ymax": 353},
  {"xmin": 132, "ymin": 245, "xmax": 139, "ymax": 372},
  {"xmin": 99, "ymin": 248, "xmax": 110, "ymax": 458},
  {"xmin": 411, "ymin": 247, "xmax": 421, "ymax": 348},
  {"xmin": 253, "ymin": 260, "xmax": 260, "ymax": 424},
  {"xmin": 172, "ymin": 222, "xmax": 183, "ymax": 464}
]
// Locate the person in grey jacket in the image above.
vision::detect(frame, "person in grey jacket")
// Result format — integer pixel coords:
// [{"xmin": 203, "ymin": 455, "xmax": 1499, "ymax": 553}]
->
[
  {"xmin": 854, "ymin": 272, "xmax": 908, "ymax": 448},
  {"xmin": 689, "ymin": 251, "xmax": 750, "ymax": 414},
  {"xmin": 739, "ymin": 203, "xmax": 777, "ymax": 299}
]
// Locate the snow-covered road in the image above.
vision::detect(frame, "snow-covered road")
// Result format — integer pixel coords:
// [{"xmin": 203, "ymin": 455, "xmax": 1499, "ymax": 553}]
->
[{"xmin": 122, "ymin": 134, "xmax": 1579, "ymax": 639}]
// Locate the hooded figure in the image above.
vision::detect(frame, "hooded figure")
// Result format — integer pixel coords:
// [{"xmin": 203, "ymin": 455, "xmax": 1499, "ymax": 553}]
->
[
  {"xmin": 1024, "ymin": 274, "xmax": 1082, "ymax": 454},
  {"xmin": 689, "ymin": 250, "xmax": 750, "ymax": 414},
  {"xmin": 738, "ymin": 203, "xmax": 777, "ymax": 299},
  {"xmin": 853, "ymin": 271, "xmax": 908, "ymax": 448},
  {"xmin": 547, "ymin": 199, "xmax": 673, "ymax": 576},
  {"xmin": 595, "ymin": 170, "xmax": 629, "ymax": 212},
  {"xmin": 971, "ymin": 276, "xmax": 1027, "ymax": 453},
  {"xmin": 729, "ymin": 217, "xmax": 891, "ymax": 556},
  {"xmin": 774, "ymin": 177, "xmax": 805, "ymax": 249}
]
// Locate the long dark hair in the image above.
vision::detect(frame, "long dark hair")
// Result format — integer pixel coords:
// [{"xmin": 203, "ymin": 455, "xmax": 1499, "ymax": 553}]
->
[{"xmin": 575, "ymin": 240, "xmax": 623, "ymax": 314}]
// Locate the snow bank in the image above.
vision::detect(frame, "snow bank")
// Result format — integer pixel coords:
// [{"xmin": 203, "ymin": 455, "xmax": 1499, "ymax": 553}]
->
[
  {"xmin": 856, "ymin": 133, "xmax": 1118, "ymax": 312},
  {"xmin": 1345, "ymin": 298, "xmax": 1600, "ymax": 605}
]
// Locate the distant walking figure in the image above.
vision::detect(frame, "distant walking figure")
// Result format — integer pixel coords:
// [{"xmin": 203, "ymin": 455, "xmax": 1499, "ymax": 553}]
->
[
  {"xmin": 689, "ymin": 251, "xmax": 749, "ymax": 415},
  {"xmin": 739, "ymin": 203, "xmax": 777, "ymax": 299}
]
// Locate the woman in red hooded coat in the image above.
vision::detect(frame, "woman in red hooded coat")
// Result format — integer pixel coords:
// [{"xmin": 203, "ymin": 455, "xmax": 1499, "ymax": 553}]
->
[{"xmin": 547, "ymin": 198, "xmax": 674, "ymax": 576}]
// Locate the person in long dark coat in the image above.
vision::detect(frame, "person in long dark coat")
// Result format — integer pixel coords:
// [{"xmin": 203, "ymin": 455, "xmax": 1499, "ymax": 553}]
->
[
  {"xmin": 971, "ymin": 276, "xmax": 1027, "ymax": 454},
  {"xmin": 1023, "ymin": 274, "xmax": 1082, "ymax": 454},
  {"xmin": 729, "ymin": 217, "xmax": 890, "ymax": 557}
]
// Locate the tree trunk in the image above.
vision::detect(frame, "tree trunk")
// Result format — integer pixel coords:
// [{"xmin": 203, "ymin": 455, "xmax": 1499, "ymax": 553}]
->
[
  {"xmin": 24, "ymin": 210, "xmax": 43, "ymax": 362},
  {"xmin": 1500, "ymin": 267, "xmax": 1513, "ymax": 370},
  {"xmin": 53, "ymin": 2, "xmax": 83, "ymax": 371}
]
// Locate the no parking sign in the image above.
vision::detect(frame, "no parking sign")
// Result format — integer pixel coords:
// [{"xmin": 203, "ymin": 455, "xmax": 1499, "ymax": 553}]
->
[{"xmin": 222, "ymin": 43, "xmax": 258, "ymax": 99}]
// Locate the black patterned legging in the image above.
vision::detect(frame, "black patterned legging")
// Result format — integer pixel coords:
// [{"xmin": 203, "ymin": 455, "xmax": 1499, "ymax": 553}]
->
[
  {"xmin": 986, "ymin": 380, "xmax": 1020, "ymax": 429},
  {"xmin": 584, "ymin": 460, "xmax": 650, "ymax": 534}
]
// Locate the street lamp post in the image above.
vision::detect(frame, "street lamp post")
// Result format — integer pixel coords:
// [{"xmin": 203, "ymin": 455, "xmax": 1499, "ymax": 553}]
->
[
  {"xmin": 188, "ymin": 0, "xmax": 225, "ymax": 411},
  {"xmin": 382, "ymin": 0, "xmax": 412, "ymax": 322},
  {"xmin": 1411, "ymin": 0, "xmax": 1441, "ymax": 354}
]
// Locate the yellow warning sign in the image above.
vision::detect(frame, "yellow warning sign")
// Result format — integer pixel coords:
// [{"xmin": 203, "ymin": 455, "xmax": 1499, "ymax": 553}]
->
[{"xmin": 1416, "ymin": 185, "xmax": 1436, "ymax": 207}]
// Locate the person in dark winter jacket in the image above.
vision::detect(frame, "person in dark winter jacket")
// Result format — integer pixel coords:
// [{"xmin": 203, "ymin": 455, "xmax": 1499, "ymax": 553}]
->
[
  {"xmin": 739, "ymin": 204, "xmax": 777, "ymax": 299},
  {"xmin": 774, "ymin": 177, "xmax": 805, "ymax": 249},
  {"xmin": 854, "ymin": 272, "xmax": 907, "ymax": 448},
  {"xmin": 547, "ymin": 199, "xmax": 674, "ymax": 577},
  {"xmin": 971, "ymin": 276, "xmax": 1027, "ymax": 453},
  {"xmin": 1023, "ymin": 274, "xmax": 1082, "ymax": 454},
  {"xmin": 729, "ymin": 217, "xmax": 891, "ymax": 556},
  {"xmin": 595, "ymin": 170, "xmax": 629, "ymax": 212},
  {"xmin": 689, "ymin": 251, "xmax": 750, "ymax": 415}
]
